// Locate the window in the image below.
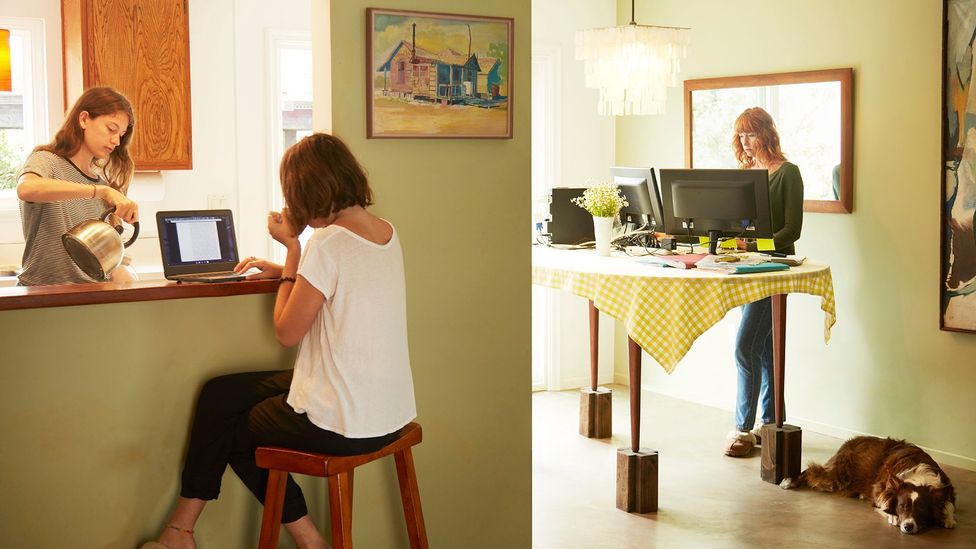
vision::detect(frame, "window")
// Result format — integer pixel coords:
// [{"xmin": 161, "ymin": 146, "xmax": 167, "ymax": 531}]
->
[
  {"xmin": 268, "ymin": 32, "xmax": 312, "ymax": 262},
  {"xmin": 0, "ymin": 17, "xmax": 48, "ymax": 213}
]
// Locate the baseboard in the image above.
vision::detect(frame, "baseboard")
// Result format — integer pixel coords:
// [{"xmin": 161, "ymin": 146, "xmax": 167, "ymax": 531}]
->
[
  {"xmin": 787, "ymin": 416, "xmax": 976, "ymax": 472},
  {"xmin": 611, "ymin": 381, "xmax": 976, "ymax": 473},
  {"xmin": 553, "ymin": 374, "xmax": 616, "ymax": 392}
]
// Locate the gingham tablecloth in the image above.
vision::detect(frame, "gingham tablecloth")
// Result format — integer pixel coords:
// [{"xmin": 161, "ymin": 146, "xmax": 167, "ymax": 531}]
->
[{"xmin": 532, "ymin": 247, "xmax": 836, "ymax": 374}]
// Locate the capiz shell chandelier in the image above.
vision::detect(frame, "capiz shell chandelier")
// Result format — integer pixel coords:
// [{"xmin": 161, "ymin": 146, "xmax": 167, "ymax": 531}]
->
[{"xmin": 575, "ymin": 2, "xmax": 689, "ymax": 116}]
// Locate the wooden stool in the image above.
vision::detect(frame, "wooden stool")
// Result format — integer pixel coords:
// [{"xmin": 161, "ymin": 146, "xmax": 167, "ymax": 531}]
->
[{"xmin": 256, "ymin": 422, "xmax": 427, "ymax": 549}]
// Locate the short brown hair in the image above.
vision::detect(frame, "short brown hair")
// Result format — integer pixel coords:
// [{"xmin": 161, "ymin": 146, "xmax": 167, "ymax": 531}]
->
[
  {"xmin": 278, "ymin": 133, "xmax": 373, "ymax": 230},
  {"xmin": 731, "ymin": 107, "xmax": 787, "ymax": 169}
]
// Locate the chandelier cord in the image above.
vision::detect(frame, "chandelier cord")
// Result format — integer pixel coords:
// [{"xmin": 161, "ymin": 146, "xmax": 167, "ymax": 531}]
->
[{"xmin": 630, "ymin": 0, "xmax": 636, "ymax": 25}]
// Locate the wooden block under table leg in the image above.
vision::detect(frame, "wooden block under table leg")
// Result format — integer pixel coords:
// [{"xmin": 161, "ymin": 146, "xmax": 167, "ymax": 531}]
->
[
  {"xmin": 579, "ymin": 387, "xmax": 612, "ymax": 439},
  {"xmin": 616, "ymin": 447, "xmax": 658, "ymax": 513},
  {"xmin": 760, "ymin": 423, "xmax": 802, "ymax": 485}
]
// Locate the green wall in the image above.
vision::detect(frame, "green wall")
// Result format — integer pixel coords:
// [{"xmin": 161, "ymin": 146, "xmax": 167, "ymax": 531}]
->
[
  {"xmin": 0, "ymin": 295, "xmax": 310, "ymax": 547},
  {"xmin": 327, "ymin": 1, "xmax": 532, "ymax": 547},
  {"xmin": 615, "ymin": 0, "xmax": 976, "ymax": 467}
]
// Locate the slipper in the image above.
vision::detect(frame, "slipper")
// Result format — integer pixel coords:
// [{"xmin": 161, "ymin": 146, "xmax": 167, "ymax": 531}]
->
[{"xmin": 724, "ymin": 430, "xmax": 756, "ymax": 457}]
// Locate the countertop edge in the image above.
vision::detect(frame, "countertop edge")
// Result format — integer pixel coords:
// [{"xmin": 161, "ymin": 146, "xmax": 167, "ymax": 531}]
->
[{"xmin": 0, "ymin": 279, "xmax": 280, "ymax": 311}]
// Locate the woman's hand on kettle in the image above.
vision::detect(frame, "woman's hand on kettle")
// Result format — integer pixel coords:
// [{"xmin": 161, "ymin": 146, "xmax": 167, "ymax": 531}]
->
[
  {"xmin": 97, "ymin": 186, "xmax": 139, "ymax": 224},
  {"xmin": 268, "ymin": 208, "xmax": 303, "ymax": 248},
  {"xmin": 234, "ymin": 256, "xmax": 283, "ymax": 280}
]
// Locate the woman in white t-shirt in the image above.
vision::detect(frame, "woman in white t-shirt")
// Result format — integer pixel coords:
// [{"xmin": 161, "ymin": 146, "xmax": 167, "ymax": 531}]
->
[{"xmin": 146, "ymin": 134, "xmax": 416, "ymax": 549}]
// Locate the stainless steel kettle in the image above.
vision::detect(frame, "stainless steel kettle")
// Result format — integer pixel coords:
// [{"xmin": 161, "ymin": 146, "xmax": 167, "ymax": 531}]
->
[{"xmin": 62, "ymin": 207, "xmax": 140, "ymax": 280}]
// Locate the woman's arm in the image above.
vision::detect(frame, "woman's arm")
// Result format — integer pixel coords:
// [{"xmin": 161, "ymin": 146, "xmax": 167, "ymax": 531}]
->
[
  {"xmin": 266, "ymin": 209, "xmax": 322, "ymax": 347},
  {"xmin": 272, "ymin": 244, "xmax": 325, "ymax": 347},
  {"xmin": 17, "ymin": 173, "xmax": 98, "ymax": 202},
  {"xmin": 773, "ymin": 165, "xmax": 804, "ymax": 250},
  {"xmin": 17, "ymin": 173, "xmax": 140, "ymax": 223}
]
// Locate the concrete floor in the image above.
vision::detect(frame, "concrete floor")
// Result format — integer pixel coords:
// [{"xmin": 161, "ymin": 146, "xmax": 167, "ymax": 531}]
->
[{"xmin": 533, "ymin": 386, "xmax": 976, "ymax": 548}]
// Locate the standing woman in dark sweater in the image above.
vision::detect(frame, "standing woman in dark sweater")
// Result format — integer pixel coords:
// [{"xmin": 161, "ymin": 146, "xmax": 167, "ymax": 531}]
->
[{"xmin": 723, "ymin": 107, "xmax": 803, "ymax": 457}]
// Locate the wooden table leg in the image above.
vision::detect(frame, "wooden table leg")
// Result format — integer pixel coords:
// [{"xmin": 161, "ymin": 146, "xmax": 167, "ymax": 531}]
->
[
  {"xmin": 628, "ymin": 337, "xmax": 641, "ymax": 452},
  {"xmin": 580, "ymin": 300, "xmax": 611, "ymax": 438},
  {"xmin": 761, "ymin": 294, "xmax": 802, "ymax": 484},
  {"xmin": 616, "ymin": 336, "xmax": 658, "ymax": 513},
  {"xmin": 590, "ymin": 300, "xmax": 598, "ymax": 391}
]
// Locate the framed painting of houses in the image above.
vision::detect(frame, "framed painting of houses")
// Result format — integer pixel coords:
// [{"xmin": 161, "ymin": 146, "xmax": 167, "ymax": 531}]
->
[
  {"xmin": 366, "ymin": 8, "xmax": 514, "ymax": 139},
  {"xmin": 943, "ymin": 0, "xmax": 976, "ymax": 333}
]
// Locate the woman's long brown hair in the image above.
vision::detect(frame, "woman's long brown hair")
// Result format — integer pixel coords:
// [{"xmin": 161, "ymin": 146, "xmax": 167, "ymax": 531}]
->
[
  {"xmin": 35, "ymin": 87, "xmax": 136, "ymax": 193},
  {"xmin": 731, "ymin": 107, "xmax": 787, "ymax": 169},
  {"xmin": 279, "ymin": 133, "xmax": 373, "ymax": 230}
]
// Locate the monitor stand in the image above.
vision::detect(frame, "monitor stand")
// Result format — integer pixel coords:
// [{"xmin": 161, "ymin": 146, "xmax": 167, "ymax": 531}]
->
[{"xmin": 707, "ymin": 230, "xmax": 721, "ymax": 255}]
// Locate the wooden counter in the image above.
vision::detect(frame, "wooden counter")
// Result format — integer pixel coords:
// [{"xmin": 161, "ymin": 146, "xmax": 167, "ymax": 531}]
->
[{"xmin": 0, "ymin": 278, "xmax": 279, "ymax": 311}]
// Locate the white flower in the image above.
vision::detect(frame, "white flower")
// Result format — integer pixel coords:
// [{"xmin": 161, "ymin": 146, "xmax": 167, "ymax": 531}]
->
[{"xmin": 571, "ymin": 182, "xmax": 628, "ymax": 218}]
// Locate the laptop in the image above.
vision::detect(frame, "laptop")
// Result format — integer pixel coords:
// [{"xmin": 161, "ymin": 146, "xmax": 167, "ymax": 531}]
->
[
  {"xmin": 549, "ymin": 187, "xmax": 595, "ymax": 246},
  {"xmin": 156, "ymin": 209, "xmax": 247, "ymax": 283}
]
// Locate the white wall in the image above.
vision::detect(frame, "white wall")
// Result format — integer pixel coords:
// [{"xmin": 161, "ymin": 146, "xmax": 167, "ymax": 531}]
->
[
  {"xmin": 613, "ymin": 0, "xmax": 976, "ymax": 470},
  {"xmin": 0, "ymin": 0, "xmax": 310, "ymax": 272},
  {"xmin": 233, "ymin": 0, "xmax": 311, "ymax": 259},
  {"xmin": 532, "ymin": 0, "xmax": 618, "ymax": 389},
  {"xmin": 0, "ymin": 0, "xmax": 63, "ymax": 267}
]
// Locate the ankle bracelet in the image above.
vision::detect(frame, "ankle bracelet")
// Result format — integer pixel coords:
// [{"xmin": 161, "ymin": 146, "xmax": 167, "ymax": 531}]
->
[{"xmin": 167, "ymin": 524, "xmax": 194, "ymax": 534}]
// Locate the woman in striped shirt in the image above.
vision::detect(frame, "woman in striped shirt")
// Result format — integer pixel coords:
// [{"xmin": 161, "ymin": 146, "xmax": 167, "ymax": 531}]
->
[{"xmin": 16, "ymin": 86, "xmax": 139, "ymax": 285}]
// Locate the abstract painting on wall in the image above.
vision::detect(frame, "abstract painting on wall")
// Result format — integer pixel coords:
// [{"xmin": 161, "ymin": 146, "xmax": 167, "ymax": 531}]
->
[
  {"xmin": 366, "ymin": 8, "xmax": 513, "ymax": 139},
  {"xmin": 944, "ymin": 0, "xmax": 976, "ymax": 332}
]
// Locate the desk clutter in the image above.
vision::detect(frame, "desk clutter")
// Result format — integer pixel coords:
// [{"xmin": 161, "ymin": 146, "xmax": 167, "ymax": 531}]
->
[
  {"xmin": 633, "ymin": 250, "xmax": 802, "ymax": 273},
  {"xmin": 534, "ymin": 232, "xmax": 807, "ymax": 274}
]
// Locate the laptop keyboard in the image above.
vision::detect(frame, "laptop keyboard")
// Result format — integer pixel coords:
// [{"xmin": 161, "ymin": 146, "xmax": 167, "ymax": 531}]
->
[{"xmin": 177, "ymin": 271, "xmax": 239, "ymax": 279}]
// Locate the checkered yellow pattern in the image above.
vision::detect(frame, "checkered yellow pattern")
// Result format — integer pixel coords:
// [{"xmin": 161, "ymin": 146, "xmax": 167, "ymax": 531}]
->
[{"xmin": 532, "ymin": 249, "xmax": 836, "ymax": 374}]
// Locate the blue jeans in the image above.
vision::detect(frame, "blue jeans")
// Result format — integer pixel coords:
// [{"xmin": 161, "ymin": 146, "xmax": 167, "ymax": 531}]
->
[{"xmin": 734, "ymin": 297, "xmax": 775, "ymax": 431}]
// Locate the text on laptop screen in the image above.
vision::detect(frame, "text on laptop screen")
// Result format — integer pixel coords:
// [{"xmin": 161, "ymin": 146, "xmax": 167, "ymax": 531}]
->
[{"xmin": 159, "ymin": 214, "xmax": 239, "ymax": 266}]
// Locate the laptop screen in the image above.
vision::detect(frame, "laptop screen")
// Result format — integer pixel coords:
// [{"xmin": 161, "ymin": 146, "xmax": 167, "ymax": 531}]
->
[{"xmin": 157, "ymin": 210, "xmax": 240, "ymax": 271}]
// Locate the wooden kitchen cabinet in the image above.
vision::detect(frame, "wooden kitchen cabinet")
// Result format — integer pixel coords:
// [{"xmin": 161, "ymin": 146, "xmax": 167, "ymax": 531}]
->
[{"xmin": 62, "ymin": 0, "xmax": 192, "ymax": 170}]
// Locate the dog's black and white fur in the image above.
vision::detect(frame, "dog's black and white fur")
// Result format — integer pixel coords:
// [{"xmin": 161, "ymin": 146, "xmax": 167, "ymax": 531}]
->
[{"xmin": 781, "ymin": 436, "xmax": 956, "ymax": 534}]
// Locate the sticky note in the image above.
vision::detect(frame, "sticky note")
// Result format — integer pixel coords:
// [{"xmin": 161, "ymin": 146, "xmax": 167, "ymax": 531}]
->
[{"xmin": 756, "ymin": 238, "xmax": 775, "ymax": 251}]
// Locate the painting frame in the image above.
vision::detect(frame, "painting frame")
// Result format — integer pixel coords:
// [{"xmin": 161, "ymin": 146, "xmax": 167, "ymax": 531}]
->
[
  {"xmin": 943, "ymin": 0, "xmax": 976, "ymax": 333},
  {"xmin": 365, "ymin": 8, "xmax": 514, "ymax": 139}
]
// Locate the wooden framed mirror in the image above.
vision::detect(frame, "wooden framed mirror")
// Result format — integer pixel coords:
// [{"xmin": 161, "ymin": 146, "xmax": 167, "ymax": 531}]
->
[{"xmin": 684, "ymin": 68, "xmax": 853, "ymax": 213}]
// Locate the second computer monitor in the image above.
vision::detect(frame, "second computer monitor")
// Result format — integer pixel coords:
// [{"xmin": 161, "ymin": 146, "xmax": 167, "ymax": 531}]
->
[
  {"xmin": 658, "ymin": 168, "xmax": 773, "ymax": 255},
  {"xmin": 610, "ymin": 166, "xmax": 664, "ymax": 230}
]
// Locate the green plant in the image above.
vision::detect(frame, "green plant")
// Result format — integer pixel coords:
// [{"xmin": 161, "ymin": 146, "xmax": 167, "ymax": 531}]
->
[
  {"xmin": 571, "ymin": 182, "xmax": 628, "ymax": 218},
  {"xmin": 0, "ymin": 130, "xmax": 24, "ymax": 191}
]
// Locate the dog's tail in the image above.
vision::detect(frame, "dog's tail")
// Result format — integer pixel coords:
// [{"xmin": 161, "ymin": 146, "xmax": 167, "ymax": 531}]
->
[{"xmin": 780, "ymin": 462, "xmax": 827, "ymax": 490}]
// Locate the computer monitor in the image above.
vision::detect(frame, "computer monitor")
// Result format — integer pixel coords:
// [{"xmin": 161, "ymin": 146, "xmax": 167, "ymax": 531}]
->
[
  {"xmin": 658, "ymin": 168, "xmax": 773, "ymax": 255},
  {"xmin": 610, "ymin": 166, "xmax": 664, "ymax": 230}
]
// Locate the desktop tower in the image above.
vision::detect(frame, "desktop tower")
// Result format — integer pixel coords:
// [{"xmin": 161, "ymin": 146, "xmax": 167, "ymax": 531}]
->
[{"xmin": 549, "ymin": 188, "xmax": 595, "ymax": 245}]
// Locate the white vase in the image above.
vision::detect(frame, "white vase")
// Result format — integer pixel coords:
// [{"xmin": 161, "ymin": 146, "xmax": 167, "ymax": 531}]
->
[{"xmin": 593, "ymin": 216, "xmax": 613, "ymax": 256}]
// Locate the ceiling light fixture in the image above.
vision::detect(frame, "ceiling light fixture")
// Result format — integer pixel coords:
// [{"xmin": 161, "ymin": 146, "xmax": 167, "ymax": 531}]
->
[{"xmin": 575, "ymin": 0, "xmax": 689, "ymax": 116}]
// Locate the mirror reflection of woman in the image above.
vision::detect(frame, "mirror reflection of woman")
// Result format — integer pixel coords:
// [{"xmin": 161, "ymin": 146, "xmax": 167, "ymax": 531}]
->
[
  {"xmin": 724, "ymin": 107, "xmax": 804, "ymax": 458},
  {"xmin": 15, "ymin": 86, "xmax": 139, "ymax": 286}
]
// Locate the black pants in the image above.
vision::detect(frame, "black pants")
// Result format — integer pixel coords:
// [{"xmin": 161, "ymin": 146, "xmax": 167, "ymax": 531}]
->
[{"xmin": 180, "ymin": 370, "xmax": 398, "ymax": 523}]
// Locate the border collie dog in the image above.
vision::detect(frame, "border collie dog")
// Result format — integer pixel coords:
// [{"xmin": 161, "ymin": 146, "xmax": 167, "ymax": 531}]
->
[{"xmin": 781, "ymin": 436, "xmax": 956, "ymax": 534}]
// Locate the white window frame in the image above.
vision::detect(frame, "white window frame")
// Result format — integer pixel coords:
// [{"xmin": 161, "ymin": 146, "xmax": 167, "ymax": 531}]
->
[
  {"xmin": 531, "ymin": 46, "xmax": 561, "ymax": 391},
  {"xmin": 0, "ymin": 17, "xmax": 49, "ymax": 221},
  {"xmin": 266, "ymin": 29, "xmax": 311, "ymax": 262}
]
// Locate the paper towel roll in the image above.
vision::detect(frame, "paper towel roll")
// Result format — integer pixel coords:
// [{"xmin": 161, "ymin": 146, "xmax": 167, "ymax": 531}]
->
[{"xmin": 128, "ymin": 172, "xmax": 166, "ymax": 202}]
